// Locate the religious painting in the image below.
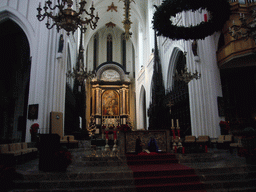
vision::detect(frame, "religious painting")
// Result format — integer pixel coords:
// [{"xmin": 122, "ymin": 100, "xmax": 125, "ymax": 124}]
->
[
  {"xmin": 102, "ymin": 90, "xmax": 119, "ymax": 116},
  {"xmin": 28, "ymin": 104, "xmax": 39, "ymax": 120}
]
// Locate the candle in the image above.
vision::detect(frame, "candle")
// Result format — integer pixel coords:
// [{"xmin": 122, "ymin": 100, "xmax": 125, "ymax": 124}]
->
[
  {"xmin": 176, "ymin": 119, "xmax": 179, "ymax": 128},
  {"xmin": 240, "ymin": 13, "xmax": 242, "ymax": 18},
  {"xmin": 204, "ymin": 14, "xmax": 207, "ymax": 22},
  {"xmin": 39, "ymin": 2, "xmax": 41, "ymax": 8},
  {"xmin": 172, "ymin": 119, "xmax": 174, "ymax": 127}
]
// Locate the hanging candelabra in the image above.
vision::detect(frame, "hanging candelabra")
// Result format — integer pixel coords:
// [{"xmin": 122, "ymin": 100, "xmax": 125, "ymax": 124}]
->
[
  {"xmin": 173, "ymin": 52, "xmax": 201, "ymax": 84},
  {"xmin": 229, "ymin": 9, "xmax": 256, "ymax": 44},
  {"xmin": 36, "ymin": 0, "xmax": 99, "ymax": 35},
  {"xmin": 66, "ymin": 28, "xmax": 95, "ymax": 84},
  {"xmin": 120, "ymin": 0, "xmax": 135, "ymax": 40}
]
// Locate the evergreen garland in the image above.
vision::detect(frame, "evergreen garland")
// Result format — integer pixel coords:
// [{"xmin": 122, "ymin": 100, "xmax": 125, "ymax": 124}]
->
[{"xmin": 152, "ymin": 0, "xmax": 231, "ymax": 40}]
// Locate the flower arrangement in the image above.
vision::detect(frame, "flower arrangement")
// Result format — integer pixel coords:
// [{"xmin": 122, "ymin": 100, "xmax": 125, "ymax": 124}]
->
[
  {"xmin": 30, "ymin": 123, "xmax": 39, "ymax": 134},
  {"xmin": 118, "ymin": 124, "xmax": 131, "ymax": 132},
  {"xmin": 219, "ymin": 121, "xmax": 230, "ymax": 134},
  {"xmin": 54, "ymin": 148, "xmax": 72, "ymax": 171}
]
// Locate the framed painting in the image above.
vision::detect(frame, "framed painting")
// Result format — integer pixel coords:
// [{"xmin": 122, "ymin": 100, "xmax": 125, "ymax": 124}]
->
[
  {"xmin": 28, "ymin": 104, "xmax": 39, "ymax": 120},
  {"xmin": 102, "ymin": 90, "xmax": 119, "ymax": 116}
]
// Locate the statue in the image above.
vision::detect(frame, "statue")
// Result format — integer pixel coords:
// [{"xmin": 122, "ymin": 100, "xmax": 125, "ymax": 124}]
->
[
  {"xmin": 192, "ymin": 40, "xmax": 198, "ymax": 56},
  {"xmin": 58, "ymin": 34, "xmax": 64, "ymax": 53}
]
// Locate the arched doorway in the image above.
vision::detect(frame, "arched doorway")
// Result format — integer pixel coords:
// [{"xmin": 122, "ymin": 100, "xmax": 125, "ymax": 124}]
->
[
  {"xmin": 165, "ymin": 49, "xmax": 191, "ymax": 137},
  {"xmin": 0, "ymin": 19, "xmax": 31, "ymax": 143},
  {"xmin": 139, "ymin": 86, "xmax": 147, "ymax": 129}
]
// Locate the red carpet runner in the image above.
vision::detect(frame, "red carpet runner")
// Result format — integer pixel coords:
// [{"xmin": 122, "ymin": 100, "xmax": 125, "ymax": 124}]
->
[{"xmin": 126, "ymin": 152, "xmax": 206, "ymax": 192}]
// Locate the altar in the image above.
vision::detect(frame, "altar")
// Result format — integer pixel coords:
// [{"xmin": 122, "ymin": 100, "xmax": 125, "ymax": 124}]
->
[{"xmin": 86, "ymin": 62, "xmax": 133, "ymax": 135}]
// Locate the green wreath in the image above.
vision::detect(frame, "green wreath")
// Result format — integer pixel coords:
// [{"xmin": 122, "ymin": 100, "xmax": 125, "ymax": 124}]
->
[{"xmin": 153, "ymin": 0, "xmax": 231, "ymax": 40}]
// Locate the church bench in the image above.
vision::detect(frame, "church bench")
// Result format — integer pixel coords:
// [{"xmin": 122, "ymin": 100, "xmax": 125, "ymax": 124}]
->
[
  {"xmin": 0, "ymin": 143, "xmax": 38, "ymax": 165},
  {"xmin": 60, "ymin": 135, "xmax": 78, "ymax": 148},
  {"xmin": 183, "ymin": 136, "xmax": 196, "ymax": 153},
  {"xmin": 211, "ymin": 135, "xmax": 225, "ymax": 148},
  {"xmin": 196, "ymin": 136, "xmax": 210, "ymax": 152}
]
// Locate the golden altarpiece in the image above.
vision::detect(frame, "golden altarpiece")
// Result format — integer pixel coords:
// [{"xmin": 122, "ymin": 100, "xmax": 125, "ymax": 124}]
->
[{"xmin": 87, "ymin": 63, "xmax": 131, "ymax": 135}]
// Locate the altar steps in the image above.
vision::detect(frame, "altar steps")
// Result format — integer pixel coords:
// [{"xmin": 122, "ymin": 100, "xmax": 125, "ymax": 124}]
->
[
  {"xmin": 177, "ymin": 149, "xmax": 256, "ymax": 192},
  {"xmin": 9, "ymin": 147, "xmax": 256, "ymax": 192}
]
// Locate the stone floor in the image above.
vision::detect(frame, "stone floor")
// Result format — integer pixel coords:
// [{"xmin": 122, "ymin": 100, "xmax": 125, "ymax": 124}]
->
[
  {"xmin": 11, "ymin": 144, "xmax": 256, "ymax": 192},
  {"xmin": 15, "ymin": 147, "xmax": 247, "ymax": 176}
]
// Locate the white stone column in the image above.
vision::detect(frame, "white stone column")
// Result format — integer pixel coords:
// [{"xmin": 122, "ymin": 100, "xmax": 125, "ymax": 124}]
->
[{"xmin": 186, "ymin": 11, "xmax": 223, "ymax": 138}]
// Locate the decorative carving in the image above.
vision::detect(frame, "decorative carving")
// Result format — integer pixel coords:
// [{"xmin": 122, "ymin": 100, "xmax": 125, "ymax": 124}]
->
[
  {"xmin": 101, "ymin": 69, "xmax": 121, "ymax": 82},
  {"xmin": 107, "ymin": 2, "xmax": 118, "ymax": 12},
  {"xmin": 105, "ymin": 22, "xmax": 116, "ymax": 28}
]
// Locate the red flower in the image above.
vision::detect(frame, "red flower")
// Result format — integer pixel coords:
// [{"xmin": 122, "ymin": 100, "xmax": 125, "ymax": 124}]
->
[
  {"xmin": 54, "ymin": 150, "xmax": 72, "ymax": 168},
  {"xmin": 30, "ymin": 123, "xmax": 39, "ymax": 134},
  {"xmin": 119, "ymin": 124, "xmax": 131, "ymax": 132},
  {"xmin": 219, "ymin": 121, "xmax": 230, "ymax": 130}
]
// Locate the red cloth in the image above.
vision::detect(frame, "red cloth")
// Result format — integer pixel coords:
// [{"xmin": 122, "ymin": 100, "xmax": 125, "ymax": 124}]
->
[
  {"xmin": 204, "ymin": 14, "xmax": 208, "ymax": 22},
  {"xmin": 172, "ymin": 130, "xmax": 176, "ymax": 139},
  {"xmin": 177, "ymin": 130, "xmax": 180, "ymax": 138},
  {"xmin": 105, "ymin": 131, "xmax": 109, "ymax": 139},
  {"xmin": 137, "ymin": 152, "xmax": 158, "ymax": 156},
  {"xmin": 113, "ymin": 131, "xmax": 117, "ymax": 140}
]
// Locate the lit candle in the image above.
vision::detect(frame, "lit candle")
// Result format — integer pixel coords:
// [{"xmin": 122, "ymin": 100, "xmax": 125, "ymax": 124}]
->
[
  {"xmin": 176, "ymin": 119, "xmax": 179, "ymax": 128},
  {"xmin": 172, "ymin": 119, "xmax": 174, "ymax": 127}
]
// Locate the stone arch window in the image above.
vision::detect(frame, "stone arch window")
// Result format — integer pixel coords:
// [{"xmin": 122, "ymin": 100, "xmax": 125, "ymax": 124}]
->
[
  {"xmin": 139, "ymin": 85, "xmax": 147, "ymax": 129},
  {"xmin": 66, "ymin": 44, "xmax": 72, "ymax": 88},
  {"xmin": 122, "ymin": 33, "xmax": 126, "ymax": 70},
  {"xmin": 93, "ymin": 33, "xmax": 98, "ymax": 70},
  {"xmin": 107, "ymin": 34, "xmax": 113, "ymax": 62}
]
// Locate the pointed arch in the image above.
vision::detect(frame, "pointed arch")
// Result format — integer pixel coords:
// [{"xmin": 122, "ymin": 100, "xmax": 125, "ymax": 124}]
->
[
  {"xmin": 107, "ymin": 33, "xmax": 113, "ymax": 62},
  {"xmin": 139, "ymin": 85, "xmax": 147, "ymax": 130},
  {"xmin": 167, "ymin": 47, "xmax": 184, "ymax": 92},
  {"xmin": 0, "ymin": 18, "xmax": 31, "ymax": 142},
  {"xmin": 0, "ymin": 8, "xmax": 36, "ymax": 57}
]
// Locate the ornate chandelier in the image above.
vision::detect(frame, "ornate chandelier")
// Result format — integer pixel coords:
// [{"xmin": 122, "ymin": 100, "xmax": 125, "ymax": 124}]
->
[
  {"xmin": 66, "ymin": 29, "xmax": 95, "ymax": 84},
  {"xmin": 174, "ymin": 67, "xmax": 201, "ymax": 84},
  {"xmin": 173, "ymin": 53, "xmax": 201, "ymax": 84},
  {"xmin": 120, "ymin": 0, "xmax": 135, "ymax": 40},
  {"xmin": 229, "ymin": 10, "xmax": 256, "ymax": 44},
  {"xmin": 36, "ymin": 0, "xmax": 99, "ymax": 35}
]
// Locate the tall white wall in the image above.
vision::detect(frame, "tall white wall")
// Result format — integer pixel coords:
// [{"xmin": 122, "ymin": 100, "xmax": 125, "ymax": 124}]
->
[
  {"xmin": 0, "ymin": 0, "xmax": 78, "ymax": 142},
  {"xmin": 136, "ymin": 4, "xmax": 223, "ymax": 137}
]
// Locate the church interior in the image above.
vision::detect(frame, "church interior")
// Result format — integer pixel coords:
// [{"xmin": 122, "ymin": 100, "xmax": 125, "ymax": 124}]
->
[{"xmin": 1, "ymin": 0, "xmax": 256, "ymax": 191}]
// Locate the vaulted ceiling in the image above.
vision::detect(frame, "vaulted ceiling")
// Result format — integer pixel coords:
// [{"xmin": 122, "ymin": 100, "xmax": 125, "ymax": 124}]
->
[{"xmin": 83, "ymin": 0, "xmax": 149, "ymax": 46}]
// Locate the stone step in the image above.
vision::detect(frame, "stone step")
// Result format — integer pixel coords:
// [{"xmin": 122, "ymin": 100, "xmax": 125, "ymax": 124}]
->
[
  {"xmin": 206, "ymin": 186, "xmax": 256, "ymax": 192},
  {"xmin": 13, "ymin": 178, "xmax": 135, "ymax": 190},
  {"xmin": 21, "ymin": 170, "xmax": 133, "ymax": 181},
  {"xmin": 199, "ymin": 171, "xmax": 256, "ymax": 182},
  {"xmin": 203, "ymin": 178, "xmax": 256, "ymax": 190},
  {"xmin": 10, "ymin": 185, "xmax": 136, "ymax": 192}
]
